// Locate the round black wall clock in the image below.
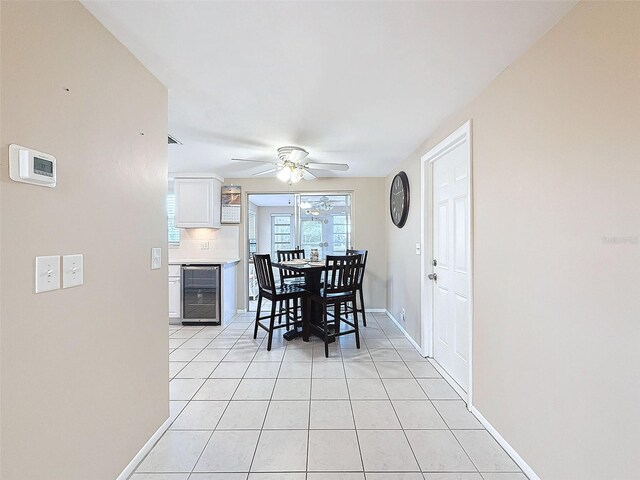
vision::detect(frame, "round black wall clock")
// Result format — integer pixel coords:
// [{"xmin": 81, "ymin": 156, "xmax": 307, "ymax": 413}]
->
[{"xmin": 390, "ymin": 171, "xmax": 410, "ymax": 228}]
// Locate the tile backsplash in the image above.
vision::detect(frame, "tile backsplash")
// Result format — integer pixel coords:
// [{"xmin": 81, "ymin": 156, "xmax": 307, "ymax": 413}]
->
[{"xmin": 169, "ymin": 225, "xmax": 240, "ymax": 260}]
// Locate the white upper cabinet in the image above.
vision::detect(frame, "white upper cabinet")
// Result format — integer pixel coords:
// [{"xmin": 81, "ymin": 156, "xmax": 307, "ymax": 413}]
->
[{"xmin": 174, "ymin": 177, "xmax": 222, "ymax": 228}]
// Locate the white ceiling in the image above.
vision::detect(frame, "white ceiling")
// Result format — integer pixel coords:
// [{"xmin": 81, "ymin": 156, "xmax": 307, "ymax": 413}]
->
[{"xmin": 83, "ymin": 1, "xmax": 575, "ymax": 178}]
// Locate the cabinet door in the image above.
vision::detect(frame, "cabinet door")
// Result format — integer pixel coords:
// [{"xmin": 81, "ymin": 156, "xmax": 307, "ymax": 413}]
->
[
  {"xmin": 175, "ymin": 178, "xmax": 214, "ymax": 227},
  {"xmin": 168, "ymin": 277, "xmax": 181, "ymax": 318}
]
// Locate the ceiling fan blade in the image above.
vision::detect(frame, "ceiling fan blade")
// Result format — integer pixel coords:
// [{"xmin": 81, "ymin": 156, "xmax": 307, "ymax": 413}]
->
[
  {"xmin": 302, "ymin": 169, "xmax": 317, "ymax": 180},
  {"xmin": 288, "ymin": 149, "xmax": 309, "ymax": 163},
  {"xmin": 231, "ymin": 158, "xmax": 276, "ymax": 164},
  {"xmin": 253, "ymin": 168, "xmax": 278, "ymax": 176},
  {"xmin": 305, "ymin": 162, "xmax": 349, "ymax": 171}
]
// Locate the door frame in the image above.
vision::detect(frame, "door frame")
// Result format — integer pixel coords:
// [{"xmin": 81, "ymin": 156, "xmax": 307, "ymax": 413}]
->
[{"xmin": 420, "ymin": 120, "xmax": 474, "ymax": 407}]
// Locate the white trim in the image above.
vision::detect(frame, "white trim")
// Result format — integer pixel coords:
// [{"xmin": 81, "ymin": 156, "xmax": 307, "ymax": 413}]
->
[
  {"xmin": 429, "ymin": 357, "xmax": 470, "ymax": 403},
  {"xmin": 116, "ymin": 416, "xmax": 171, "ymax": 480},
  {"xmin": 420, "ymin": 120, "xmax": 474, "ymax": 409},
  {"xmin": 365, "ymin": 308, "xmax": 387, "ymax": 313},
  {"xmin": 471, "ymin": 406, "xmax": 541, "ymax": 480},
  {"xmin": 384, "ymin": 310, "xmax": 423, "ymax": 354},
  {"xmin": 236, "ymin": 309, "xmax": 248, "ymax": 314}
]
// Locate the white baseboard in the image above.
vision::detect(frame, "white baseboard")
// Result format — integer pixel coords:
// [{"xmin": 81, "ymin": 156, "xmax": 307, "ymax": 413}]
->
[
  {"xmin": 236, "ymin": 309, "xmax": 248, "ymax": 314},
  {"xmin": 116, "ymin": 416, "xmax": 172, "ymax": 480},
  {"xmin": 384, "ymin": 310, "xmax": 423, "ymax": 353},
  {"xmin": 429, "ymin": 357, "xmax": 469, "ymax": 404},
  {"xmin": 471, "ymin": 406, "xmax": 540, "ymax": 480},
  {"xmin": 365, "ymin": 308, "xmax": 387, "ymax": 313}
]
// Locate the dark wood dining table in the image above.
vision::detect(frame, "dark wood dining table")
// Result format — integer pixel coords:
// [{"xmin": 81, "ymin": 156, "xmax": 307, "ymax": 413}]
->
[{"xmin": 271, "ymin": 260, "xmax": 328, "ymax": 343}]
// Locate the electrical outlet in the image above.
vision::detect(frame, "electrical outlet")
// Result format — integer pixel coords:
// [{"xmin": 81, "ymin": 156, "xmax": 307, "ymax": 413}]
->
[
  {"xmin": 401, "ymin": 308, "xmax": 406, "ymax": 321},
  {"xmin": 200, "ymin": 241, "xmax": 210, "ymax": 250}
]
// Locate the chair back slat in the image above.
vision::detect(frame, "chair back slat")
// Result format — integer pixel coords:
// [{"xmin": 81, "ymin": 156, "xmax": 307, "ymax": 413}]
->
[
  {"xmin": 253, "ymin": 254, "xmax": 277, "ymax": 295},
  {"xmin": 324, "ymin": 255, "xmax": 360, "ymax": 295},
  {"xmin": 277, "ymin": 249, "xmax": 306, "ymax": 283},
  {"xmin": 346, "ymin": 249, "xmax": 368, "ymax": 288}
]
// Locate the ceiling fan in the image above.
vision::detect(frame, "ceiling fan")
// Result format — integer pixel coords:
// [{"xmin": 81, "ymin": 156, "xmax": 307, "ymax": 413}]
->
[{"xmin": 232, "ymin": 146, "xmax": 349, "ymax": 183}]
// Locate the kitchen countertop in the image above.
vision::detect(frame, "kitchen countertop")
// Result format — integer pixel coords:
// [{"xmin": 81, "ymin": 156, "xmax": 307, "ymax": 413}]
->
[{"xmin": 168, "ymin": 258, "xmax": 240, "ymax": 265}]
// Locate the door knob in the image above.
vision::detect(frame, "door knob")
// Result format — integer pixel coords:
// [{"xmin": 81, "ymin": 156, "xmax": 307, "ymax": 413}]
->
[{"xmin": 428, "ymin": 273, "xmax": 438, "ymax": 281}]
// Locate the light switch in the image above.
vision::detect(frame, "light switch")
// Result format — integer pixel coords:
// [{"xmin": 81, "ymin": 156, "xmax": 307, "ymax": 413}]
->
[
  {"xmin": 35, "ymin": 255, "xmax": 60, "ymax": 293},
  {"xmin": 151, "ymin": 247, "xmax": 162, "ymax": 270},
  {"xmin": 415, "ymin": 243, "xmax": 421, "ymax": 255},
  {"xmin": 62, "ymin": 254, "xmax": 84, "ymax": 288}
]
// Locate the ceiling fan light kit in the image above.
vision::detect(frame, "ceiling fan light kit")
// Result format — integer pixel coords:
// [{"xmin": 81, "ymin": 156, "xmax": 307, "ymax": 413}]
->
[{"xmin": 232, "ymin": 145, "xmax": 349, "ymax": 184}]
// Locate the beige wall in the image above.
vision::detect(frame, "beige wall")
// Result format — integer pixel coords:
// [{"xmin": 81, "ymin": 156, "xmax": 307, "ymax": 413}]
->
[
  {"xmin": 386, "ymin": 2, "xmax": 640, "ymax": 479},
  {"xmin": 0, "ymin": 2, "xmax": 168, "ymax": 479},
  {"xmin": 225, "ymin": 177, "xmax": 387, "ymax": 310}
]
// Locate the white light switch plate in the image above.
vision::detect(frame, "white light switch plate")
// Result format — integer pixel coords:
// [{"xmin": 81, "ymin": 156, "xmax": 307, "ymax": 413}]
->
[
  {"xmin": 151, "ymin": 247, "xmax": 162, "ymax": 270},
  {"xmin": 35, "ymin": 255, "xmax": 60, "ymax": 293},
  {"xmin": 62, "ymin": 254, "xmax": 84, "ymax": 288},
  {"xmin": 415, "ymin": 243, "xmax": 421, "ymax": 255}
]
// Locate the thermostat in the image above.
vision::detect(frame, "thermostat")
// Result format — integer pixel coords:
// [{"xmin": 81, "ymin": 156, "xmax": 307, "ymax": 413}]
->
[{"xmin": 9, "ymin": 144, "xmax": 56, "ymax": 187}]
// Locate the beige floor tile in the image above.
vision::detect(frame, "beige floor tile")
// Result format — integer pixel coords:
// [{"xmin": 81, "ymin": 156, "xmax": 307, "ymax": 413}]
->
[
  {"xmin": 433, "ymin": 401, "xmax": 483, "ymax": 429},
  {"xmin": 311, "ymin": 378, "xmax": 350, "ymax": 400},
  {"xmin": 175, "ymin": 361, "xmax": 218, "ymax": 379},
  {"xmin": 193, "ymin": 378, "xmax": 241, "ymax": 400},
  {"xmin": 217, "ymin": 400, "xmax": 269, "ymax": 429},
  {"xmin": 210, "ymin": 361, "xmax": 250, "ymax": 378},
  {"xmin": 351, "ymin": 400, "xmax": 401, "ymax": 429},
  {"xmin": 194, "ymin": 430, "xmax": 260, "ymax": 472},
  {"xmin": 251, "ymin": 430, "xmax": 308, "ymax": 472},
  {"xmin": 272, "ymin": 378, "xmax": 311, "ymax": 400},
  {"xmin": 406, "ymin": 361, "xmax": 441, "ymax": 378},
  {"xmin": 418, "ymin": 378, "xmax": 461, "ymax": 400},
  {"xmin": 263, "ymin": 400, "xmax": 310, "ymax": 429},
  {"xmin": 232, "ymin": 378, "xmax": 276, "ymax": 400},
  {"xmin": 308, "ymin": 430, "xmax": 363, "ymax": 471},
  {"xmin": 194, "ymin": 349, "xmax": 230, "ymax": 362},
  {"xmin": 137, "ymin": 430, "xmax": 210, "ymax": 473},
  {"xmin": 245, "ymin": 362, "xmax": 282, "ymax": 378},
  {"xmin": 453, "ymin": 430, "xmax": 520, "ymax": 472},
  {"xmin": 392, "ymin": 400, "xmax": 448, "ymax": 429},
  {"xmin": 405, "ymin": 430, "xmax": 475, "ymax": 472},
  {"xmin": 309, "ymin": 400, "xmax": 355, "ymax": 429},
  {"xmin": 382, "ymin": 378, "xmax": 427, "ymax": 400},
  {"xmin": 278, "ymin": 361, "xmax": 313, "ymax": 378},
  {"xmin": 344, "ymin": 362, "xmax": 379, "ymax": 378},
  {"xmin": 357, "ymin": 430, "xmax": 419, "ymax": 472},
  {"xmin": 374, "ymin": 361, "xmax": 413, "ymax": 378},
  {"xmin": 346, "ymin": 378, "xmax": 388, "ymax": 400},
  {"xmin": 169, "ymin": 379, "xmax": 206, "ymax": 401},
  {"xmin": 312, "ymin": 362, "xmax": 346, "ymax": 378},
  {"xmin": 171, "ymin": 400, "xmax": 228, "ymax": 430}
]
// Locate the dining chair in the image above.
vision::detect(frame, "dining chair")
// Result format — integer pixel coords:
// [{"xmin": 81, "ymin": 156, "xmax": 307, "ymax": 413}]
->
[
  {"xmin": 310, "ymin": 254, "xmax": 361, "ymax": 357},
  {"xmin": 253, "ymin": 254, "xmax": 308, "ymax": 350},
  {"xmin": 346, "ymin": 248, "xmax": 368, "ymax": 327},
  {"xmin": 276, "ymin": 249, "xmax": 306, "ymax": 286},
  {"xmin": 276, "ymin": 248, "xmax": 306, "ymax": 326}
]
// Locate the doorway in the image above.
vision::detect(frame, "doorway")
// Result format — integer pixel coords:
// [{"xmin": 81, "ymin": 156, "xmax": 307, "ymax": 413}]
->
[
  {"xmin": 246, "ymin": 192, "xmax": 353, "ymax": 311},
  {"xmin": 421, "ymin": 121, "xmax": 473, "ymax": 405}
]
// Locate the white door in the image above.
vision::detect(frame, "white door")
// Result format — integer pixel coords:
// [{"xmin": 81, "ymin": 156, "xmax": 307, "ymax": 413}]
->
[{"xmin": 431, "ymin": 138, "xmax": 471, "ymax": 392}]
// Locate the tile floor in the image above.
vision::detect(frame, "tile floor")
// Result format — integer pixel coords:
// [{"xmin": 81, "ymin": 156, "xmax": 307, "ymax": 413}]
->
[{"xmin": 131, "ymin": 312, "xmax": 527, "ymax": 480}]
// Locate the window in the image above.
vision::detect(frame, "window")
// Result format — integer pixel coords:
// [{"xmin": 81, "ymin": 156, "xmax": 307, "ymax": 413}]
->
[
  {"xmin": 167, "ymin": 193, "xmax": 180, "ymax": 244},
  {"xmin": 271, "ymin": 214, "xmax": 293, "ymax": 258},
  {"xmin": 332, "ymin": 214, "xmax": 351, "ymax": 254}
]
